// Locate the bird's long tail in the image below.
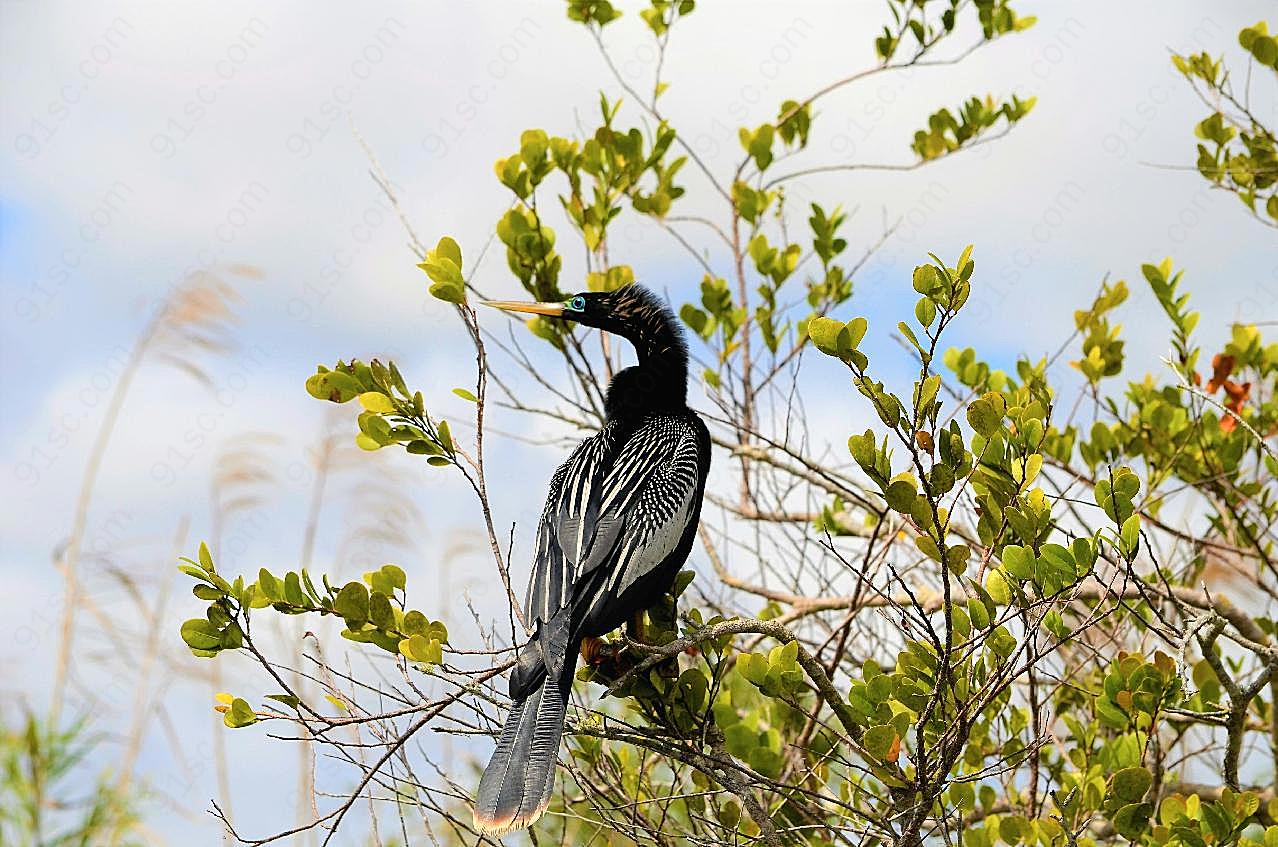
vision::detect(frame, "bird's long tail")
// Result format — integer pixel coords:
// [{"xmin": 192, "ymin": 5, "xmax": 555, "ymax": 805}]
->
[{"xmin": 473, "ymin": 655, "xmax": 576, "ymax": 836}]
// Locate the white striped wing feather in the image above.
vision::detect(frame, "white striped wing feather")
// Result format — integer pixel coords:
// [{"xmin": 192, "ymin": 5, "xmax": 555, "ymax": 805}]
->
[{"xmin": 524, "ymin": 415, "xmax": 701, "ymax": 630}]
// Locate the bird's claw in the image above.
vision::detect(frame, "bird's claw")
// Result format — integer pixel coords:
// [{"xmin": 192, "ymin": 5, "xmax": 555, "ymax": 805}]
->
[{"xmin": 580, "ymin": 636, "xmax": 611, "ymax": 667}]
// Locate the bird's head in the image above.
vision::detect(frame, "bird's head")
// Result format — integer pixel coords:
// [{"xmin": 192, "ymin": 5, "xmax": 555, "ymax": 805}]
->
[
  {"xmin": 486, "ymin": 284, "xmax": 689, "ymax": 414},
  {"xmin": 484, "ymin": 285, "xmax": 685, "ymax": 361}
]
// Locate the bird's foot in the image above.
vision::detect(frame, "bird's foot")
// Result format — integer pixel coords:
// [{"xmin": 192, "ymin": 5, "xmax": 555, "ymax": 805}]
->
[{"xmin": 580, "ymin": 636, "xmax": 610, "ymax": 667}]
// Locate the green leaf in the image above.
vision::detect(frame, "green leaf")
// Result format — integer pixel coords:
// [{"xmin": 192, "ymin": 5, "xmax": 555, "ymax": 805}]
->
[
  {"xmin": 913, "ymin": 264, "xmax": 942, "ymax": 295},
  {"xmin": 434, "ymin": 236, "xmax": 462, "ymax": 268},
  {"xmin": 368, "ymin": 591, "xmax": 394, "ymax": 629},
  {"xmin": 1000, "ymin": 816, "xmax": 1027, "ymax": 844},
  {"xmin": 381, "ymin": 564, "xmax": 406, "ymax": 591},
  {"xmin": 737, "ymin": 652, "xmax": 765, "ymax": 686},
  {"xmin": 427, "ymin": 277, "xmax": 466, "ymax": 304},
  {"xmin": 178, "ymin": 563, "xmax": 213, "ymax": 583},
  {"xmin": 985, "ymin": 568, "xmax": 1012, "ymax": 605},
  {"xmin": 223, "ymin": 697, "xmax": 258, "ymax": 728},
  {"xmin": 519, "ymin": 129, "xmax": 549, "ymax": 164},
  {"xmin": 847, "ymin": 429, "xmax": 877, "ymax": 470},
  {"xmin": 357, "ymin": 392, "xmax": 396, "ymax": 413},
  {"xmin": 862, "ymin": 725, "xmax": 900, "ymax": 762},
  {"xmin": 966, "ymin": 393, "xmax": 1005, "ymax": 436},
  {"xmin": 1021, "ymin": 453, "xmax": 1043, "ymax": 488},
  {"xmin": 1250, "ymin": 34, "xmax": 1278, "ymax": 66},
  {"xmin": 406, "ymin": 439, "xmax": 442, "ymax": 455},
  {"xmin": 219, "ymin": 621, "xmax": 243, "ymax": 650},
  {"xmin": 808, "ymin": 315, "xmax": 866, "ymax": 361},
  {"xmin": 399, "ymin": 634, "xmax": 443, "ymax": 665},
  {"xmin": 180, "ymin": 618, "xmax": 223, "ymax": 654},
  {"xmin": 967, "ymin": 598, "xmax": 990, "ymax": 630},
  {"xmin": 771, "ymin": 639, "xmax": 799, "ymax": 672},
  {"xmin": 845, "ymin": 316, "xmax": 869, "ymax": 349},
  {"xmin": 672, "ymin": 568, "xmax": 696, "ymax": 598},
  {"xmin": 257, "ymin": 568, "xmax": 281, "ymax": 602},
  {"xmin": 1112, "ymin": 766, "xmax": 1152, "ymax": 803},
  {"xmin": 305, "ymin": 368, "xmax": 363, "ymax": 404},
  {"xmin": 418, "ymin": 237, "xmax": 467, "ymax": 304},
  {"xmin": 917, "ymin": 374, "xmax": 940, "ymax": 413},
  {"xmin": 436, "ymin": 420, "xmax": 454, "ymax": 453},
  {"xmin": 945, "ymin": 544, "xmax": 971, "ymax": 575},
  {"xmin": 402, "ymin": 610, "xmax": 428, "ymax": 636},
  {"xmin": 197, "ymin": 542, "xmax": 215, "ymax": 572},
  {"xmin": 739, "ymin": 123, "xmax": 775, "ymax": 170},
  {"xmin": 284, "ymin": 572, "xmax": 307, "ymax": 607},
  {"xmin": 1002, "ymin": 545, "xmax": 1034, "ymax": 580},
  {"xmin": 732, "ymin": 181, "xmax": 772, "ymax": 224},
  {"xmin": 452, "ymin": 387, "xmax": 478, "ymax": 402},
  {"xmin": 366, "ymin": 568, "xmax": 392, "ymax": 597},
  {"xmin": 418, "ymin": 250, "xmax": 463, "ymax": 285},
  {"xmin": 566, "ymin": 0, "xmax": 622, "ymax": 26},
  {"xmin": 915, "ymin": 534, "xmax": 943, "ymax": 562},
  {"xmin": 898, "ymin": 321, "xmax": 923, "ymax": 355},
  {"xmin": 1112, "ymin": 802, "xmax": 1153, "ymax": 840},
  {"xmin": 915, "ymin": 296, "xmax": 937, "ymax": 328},
  {"xmin": 1038, "ymin": 544, "xmax": 1076, "ymax": 580},
  {"xmin": 1072, "ymin": 536, "xmax": 1097, "ymax": 571},
  {"xmin": 193, "ymin": 584, "xmax": 222, "ymax": 601},
  {"xmin": 885, "ymin": 480, "xmax": 917, "ymax": 513},
  {"xmin": 1120, "ymin": 514, "xmax": 1141, "ymax": 558},
  {"xmin": 334, "ymin": 582, "xmax": 370, "ymax": 623}
]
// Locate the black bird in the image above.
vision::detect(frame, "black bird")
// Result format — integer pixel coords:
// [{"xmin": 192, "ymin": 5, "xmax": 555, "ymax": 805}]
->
[{"xmin": 473, "ymin": 284, "xmax": 711, "ymax": 836}]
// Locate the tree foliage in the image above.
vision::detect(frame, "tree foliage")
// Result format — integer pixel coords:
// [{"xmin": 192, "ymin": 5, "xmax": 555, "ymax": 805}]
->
[{"xmin": 1173, "ymin": 20, "xmax": 1278, "ymax": 228}]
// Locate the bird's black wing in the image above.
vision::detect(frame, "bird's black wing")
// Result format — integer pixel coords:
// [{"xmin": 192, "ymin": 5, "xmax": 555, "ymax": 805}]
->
[
  {"xmin": 573, "ymin": 415, "xmax": 704, "ymax": 626},
  {"xmin": 523, "ymin": 424, "xmax": 617, "ymax": 629},
  {"xmin": 516, "ymin": 415, "xmax": 701, "ymax": 691}
]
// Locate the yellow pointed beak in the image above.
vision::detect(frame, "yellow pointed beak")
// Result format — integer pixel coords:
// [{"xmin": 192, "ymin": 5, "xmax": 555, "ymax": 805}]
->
[{"xmin": 482, "ymin": 300, "xmax": 564, "ymax": 317}]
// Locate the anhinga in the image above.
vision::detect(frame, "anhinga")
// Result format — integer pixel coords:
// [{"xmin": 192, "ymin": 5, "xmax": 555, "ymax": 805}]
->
[{"xmin": 473, "ymin": 284, "xmax": 711, "ymax": 836}]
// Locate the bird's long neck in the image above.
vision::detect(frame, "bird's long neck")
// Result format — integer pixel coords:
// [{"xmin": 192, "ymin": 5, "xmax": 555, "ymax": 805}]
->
[{"xmin": 604, "ymin": 312, "xmax": 688, "ymax": 422}]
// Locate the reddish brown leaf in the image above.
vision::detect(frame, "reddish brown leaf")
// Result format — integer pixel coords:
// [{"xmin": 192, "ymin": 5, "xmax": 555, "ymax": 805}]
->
[
  {"xmin": 1222, "ymin": 380, "xmax": 1251, "ymax": 408},
  {"xmin": 1206, "ymin": 353, "xmax": 1235, "ymax": 393},
  {"xmin": 1218, "ymin": 379, "xmax": 1251, "ymax": 432}
]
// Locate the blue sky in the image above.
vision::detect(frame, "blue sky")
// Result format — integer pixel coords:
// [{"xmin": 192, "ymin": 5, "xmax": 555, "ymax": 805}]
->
[{"xmin": 1, "ymin": 1, "xmax": 1275, "ymax": 843}]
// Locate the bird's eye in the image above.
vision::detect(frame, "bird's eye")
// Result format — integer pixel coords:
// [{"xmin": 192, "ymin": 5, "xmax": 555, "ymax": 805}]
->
[{"xmin": 569, "ymin": 296, "xmax": 586, "ymax": 311}]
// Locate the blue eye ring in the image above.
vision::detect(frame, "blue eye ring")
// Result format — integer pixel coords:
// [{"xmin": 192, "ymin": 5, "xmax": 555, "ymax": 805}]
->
[{"xmin": 568, "ymin": 295, "xmax": 586, "ymax": 311}]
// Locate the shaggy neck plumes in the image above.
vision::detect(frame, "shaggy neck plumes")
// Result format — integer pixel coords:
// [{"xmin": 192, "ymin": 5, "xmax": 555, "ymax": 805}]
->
[{"xmin": 601, "ymin": 290, "xmax": 689, "ymax": 421}]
